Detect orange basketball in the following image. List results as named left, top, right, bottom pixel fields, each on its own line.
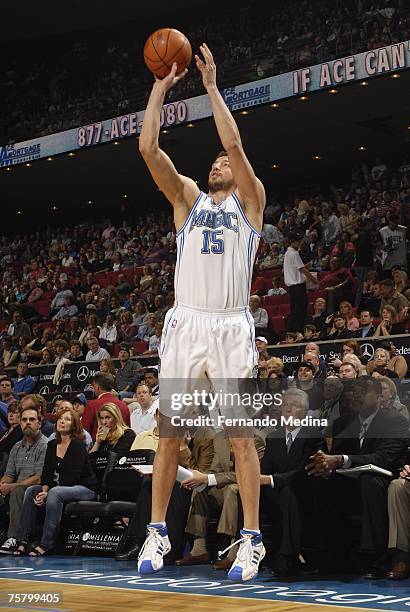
left=144, top=28, right=192, bottom=79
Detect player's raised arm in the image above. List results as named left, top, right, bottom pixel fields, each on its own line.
left=139, top=63, right=200, bottom=226
left=195, top=44, right=265, bottom=228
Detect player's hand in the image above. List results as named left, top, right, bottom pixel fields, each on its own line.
left=195, top=43, right=217, bottom=90
left=154, top=62, right=188, bottom=93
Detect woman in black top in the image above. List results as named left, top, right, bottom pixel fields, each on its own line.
left=90, top=402, right=135, bottom=456
left=15, top=407, right=97, bottom=556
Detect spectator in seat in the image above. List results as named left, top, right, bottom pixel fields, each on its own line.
left=260, top=389, right=323, bottom=576
left=0, top=404, right=48, bottom=554
left=378, top=377, right=408, bottom=422
left=355, top=310, right=376, bottom=338
left=99, top=358, right=117, bottom=380
left=175, top=430, right=265, bottom=569
left=249, top=295, right=268, bottom=335
left=302, top=324, right=317, bottom=341
left=52, top=295, right=78, bottom=321
left=256, top=337, right=269, bottom=362
left=38, top=348, right=55, bottom=366
left=338, top=362, right=358, bottom=380
left=116, top=345, right=143, bottom=399
left=144, top=368, right=159, bottom=396
left=374, top=305, right=405, bottom=337
left=0, top=336, right=19, bottom=369
left=68, top=341, right=83, bottom=362
left=0, top=379, right=17, bottom=406
left=117, top=310, right=137, bottom=343
left=82, top=372, right=130, bottom=440
left=259, top=243, right=284, bottom=270
left=266, top=276, right=287, bottom=297
left=386, top=466, right=410, bottom=580
left=15, top=407, right=97, bottom=556
left=143, top=322, right=163, bottom=356
left=361, top=281, right=382, bottom=321
left=306, top=297, right=327, bottom=332
left=90, top=403, right=135, bottom=456
left=294, top=361, right=323, bottom=416
left=307, top=377, right=409, bottom=577
left=392, top=269, right=408, bottom=296
left=132, top=300, right=148, bottom=330
left=99, top=314, right=118, bottom=347
left=137, top=313, right=156, bottom=341
left=53, top=339, right=69, bottom=364
left=85, top=337, right=110, bottom=362
left=379, top=280, right=409, bottom=319
left=11, top=363, right=35, bottom=399
left=366, top=342, right=407, bottom=380
left=7, top=312, right=31, bottom=341
left=129, top=383, right=158, bottom=433
left=339, top=301, right=360, bottom=333
left=0, top=402, right=22, bottom=476
left=321, top=312, right=352, bottom=341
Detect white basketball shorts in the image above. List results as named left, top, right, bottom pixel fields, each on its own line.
left=159, top=302, right=258, bottom=381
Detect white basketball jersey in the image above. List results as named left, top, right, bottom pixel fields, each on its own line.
left=174, top=191, right=261, bottom=310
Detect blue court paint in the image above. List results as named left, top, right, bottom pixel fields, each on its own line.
left=0, top=557, right=409, bottom=611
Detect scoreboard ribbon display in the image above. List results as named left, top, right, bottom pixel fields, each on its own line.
left=1, top=40, right=409, bottom=166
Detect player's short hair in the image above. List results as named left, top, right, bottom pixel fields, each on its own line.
left=215, top=150, right=228, bottom=160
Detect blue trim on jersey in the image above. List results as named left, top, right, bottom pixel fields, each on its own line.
left=176, top=191, right=203, bottom=237
left=247, top=232, right=253, bottom=295
left=232, top=192, right=262, bottom=237
left=245, top=308, right=258, bottom=368
left=160, top=305, right=178, bottom=359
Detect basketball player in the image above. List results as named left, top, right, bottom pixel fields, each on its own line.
left=137, top=44, right=266, bottom=581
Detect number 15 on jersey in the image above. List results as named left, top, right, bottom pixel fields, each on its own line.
left=201, top=230, right=224, bottom=254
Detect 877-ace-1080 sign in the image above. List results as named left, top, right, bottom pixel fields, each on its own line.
left=76, top=100, right=188, bottom=147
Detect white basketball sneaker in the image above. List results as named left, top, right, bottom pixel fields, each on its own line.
left=226, top=529, right=265, bottom=581
left=137, top=523, right=171, bottom=574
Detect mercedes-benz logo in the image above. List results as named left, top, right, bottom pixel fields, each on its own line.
left=77, top=366, right=89, bottom=382
left=361, top=343, right=375, bottom=360
left=39, top=386, right=50, bottom=395
left=62, top=384, right=72, bottom=393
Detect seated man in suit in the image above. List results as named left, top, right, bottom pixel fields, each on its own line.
left=175, top=429, right=265, bottom=570
left=306, top=376, right=409, bottom=576
left=386, top=464, right=410, bottom=580
left=260, top=388, right=323, bottom=576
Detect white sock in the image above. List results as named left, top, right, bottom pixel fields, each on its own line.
left=190, top=537, right=207, bottom=556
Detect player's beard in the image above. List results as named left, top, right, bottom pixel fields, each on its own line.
left=208, top=176, right=235, bottom=194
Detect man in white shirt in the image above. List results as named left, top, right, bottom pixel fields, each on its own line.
left=85, top=337, right=110, bottom=362
left=129, top=383, right=158, bottom=434
left=284, top=232, right=319, bottom=333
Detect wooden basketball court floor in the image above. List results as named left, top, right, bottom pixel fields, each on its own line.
left=0, top=557, right=408, bottom=612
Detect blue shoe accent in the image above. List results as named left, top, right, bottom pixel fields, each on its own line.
left=227, top=564, right=244, bottom=580
left=148, top=523, right=168, bottom=537
left=240, top=529, right=262, bottom=544
left=139, top=560, right=156, bottom=574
